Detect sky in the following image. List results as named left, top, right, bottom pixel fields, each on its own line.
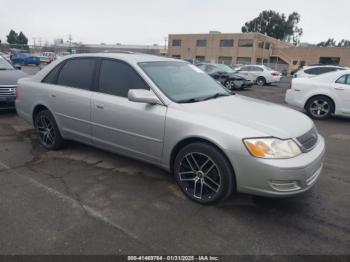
left=0, top=0, right=349, bottom=46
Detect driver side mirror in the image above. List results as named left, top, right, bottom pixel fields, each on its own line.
left=128, top=89, right=163, bottom=105
left=14, top=65, right=22, bottom=70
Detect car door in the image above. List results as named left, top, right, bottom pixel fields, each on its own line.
left=45, top=58, right=96, bottom=144
left=249, top=66, right=264, bottom=80
left=334, top=74, right=350, bottom=114
left=91, top=59, right=167, bottom=164
left=237, top=66, right=255, bottom=81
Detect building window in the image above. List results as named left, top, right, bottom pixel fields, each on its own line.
left=220, top=39, right=234, bottom=47
left=319, top=57, right=340, bottom=65
left=218, top=56, right=232, bottom=65
left=195, top=56, right=206, bottom=62
left=258, top=41, right=264, bottom=48
left=265, top=42, right=271, bottom=50
left=237, top=57, right=252, bottom=65
left=256, top=58, right=262, bottom=64
left=238, top=39, right=253, bottom=47
left=196, top=40, right=207, bottom=47
left=172, top=55, right=181, bottom=59
left=172, top=40, right=181, bottom=47
left=263, top=59, right=269, bottom=64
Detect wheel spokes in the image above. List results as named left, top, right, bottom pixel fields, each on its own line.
left=178, top=152, right=221, bottom=200
left=36, top=116, right=55, bottom=146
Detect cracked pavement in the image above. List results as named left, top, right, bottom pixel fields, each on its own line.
left=0, top=75, right=349, bottom=255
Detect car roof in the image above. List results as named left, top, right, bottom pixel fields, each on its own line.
left=59, top=53, right=180, bottom=64
left=30, top=53, right=187, bottom=82
left=303, top=65, right=345, bottom=69
left=310, top=69, right=350, bottom=81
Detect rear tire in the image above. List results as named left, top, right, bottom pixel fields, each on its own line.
left=34, top=110, right=65, bottom=150
left=256, top=77, right=266, bottom=86
left=174, top=142, right=235, bottom=204
left=306, top=96, right=333, bottom=120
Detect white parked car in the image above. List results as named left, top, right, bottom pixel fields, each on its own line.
left=286, top=70, right=350, bottom=119
left=294, top=65, right=346, bottom=78
left=39, top=52, right=56, bottom=64
left=235, top=65, right=282, bottom=86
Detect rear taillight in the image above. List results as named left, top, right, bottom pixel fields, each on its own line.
left=15, top=86, right=19, bottom=98
left=271, top=72, right=279, bottom=76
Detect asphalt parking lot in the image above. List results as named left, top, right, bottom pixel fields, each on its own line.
left=0, top=66, right=349, bottom=255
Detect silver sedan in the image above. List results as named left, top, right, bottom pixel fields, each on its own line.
left=16, top=53, right=325, bottom=204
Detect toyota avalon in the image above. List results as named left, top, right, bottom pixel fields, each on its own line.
left=16, top=53, right=325, bottom=204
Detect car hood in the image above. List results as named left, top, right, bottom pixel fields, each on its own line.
left=180, top=95, right=314, bottom=139
left=0, top=70, right=27, bottom=85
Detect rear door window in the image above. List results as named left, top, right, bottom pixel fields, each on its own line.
left=57, top=58, right=96, bottom=90
left=250, top=66, right=263, bottom=72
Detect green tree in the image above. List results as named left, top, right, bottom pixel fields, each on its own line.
left=6, top=30, right=18, bottom=44
left=337, top=39, right=350, bottom=47
left=241, top=10, right=303, bottom=45
left=17, top=32, right=28, bottom=45
left=317, top=38, right=337, bottom=47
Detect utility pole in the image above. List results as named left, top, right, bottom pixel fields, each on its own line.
left=32, top=37, right=36, bottom=51
left=68, top=34, right=72, bottom=47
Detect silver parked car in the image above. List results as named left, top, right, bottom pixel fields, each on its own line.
left=16, top=54, right=325, bottom=204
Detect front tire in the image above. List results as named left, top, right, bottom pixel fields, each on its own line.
left=174, top=142, right=235, bottom=204
left=34, top=110, right=65, bottom=150
left=306, top=96, right=333, bottom=120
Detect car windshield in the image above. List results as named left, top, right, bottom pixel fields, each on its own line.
left=0, top=56, right=14, bottom=70
left=139, top=61, right=230, bottom=103
left=216, top=64, right=235, bottom=73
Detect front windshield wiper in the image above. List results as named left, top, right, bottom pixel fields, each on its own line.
left=177, top=98, right=202, bottom=104
left=178, top=92, right=231, bottom=104
left=201, top=92, right=231, bottom=101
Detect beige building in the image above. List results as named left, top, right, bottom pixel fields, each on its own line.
left=168, top=32, right=350, bottom=72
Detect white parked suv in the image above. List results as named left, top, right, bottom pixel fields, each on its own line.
left=294, top=65, right=346, bottom=78
left=286, top=69, right=350, bottom=119
left=235, top=65, right=282, bottom=86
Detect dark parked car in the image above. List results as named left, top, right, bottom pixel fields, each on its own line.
left=0, top=55, right=27, bottom=108
left=197, top=63, right=253, bottom=90
left=11, top=53, right=41, bottom=66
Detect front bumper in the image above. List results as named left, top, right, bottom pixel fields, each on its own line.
left=285, top=89, right=305, bottom=109
left=0, top=96, right=16, bottom=104
left=228, top=135, right=326, bottom=197
left=243, top=81, right=254, bottom=88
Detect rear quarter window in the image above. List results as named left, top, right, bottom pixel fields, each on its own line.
left=42, top=64, right=62, bottom=84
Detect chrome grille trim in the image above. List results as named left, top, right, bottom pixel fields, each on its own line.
left=0, top=86, right=16, bottom=97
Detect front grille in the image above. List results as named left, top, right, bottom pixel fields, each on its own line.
left=296, top=127, right=318, bottom=152
left=0, top=86, right=16, bottom=97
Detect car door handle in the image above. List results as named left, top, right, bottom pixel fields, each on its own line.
left=51, top=94, right=56, bottom=98
left=95, top=104, right=104, bottom=109
left=334, top=87, right=345, bottom=90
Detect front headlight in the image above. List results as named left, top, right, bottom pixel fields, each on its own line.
left=243, top=138, right=302, bottom=159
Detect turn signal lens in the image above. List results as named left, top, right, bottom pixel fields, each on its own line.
left=244, top=141, right=271, bottom=158
left=244, top=138, right=302, bottom=159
